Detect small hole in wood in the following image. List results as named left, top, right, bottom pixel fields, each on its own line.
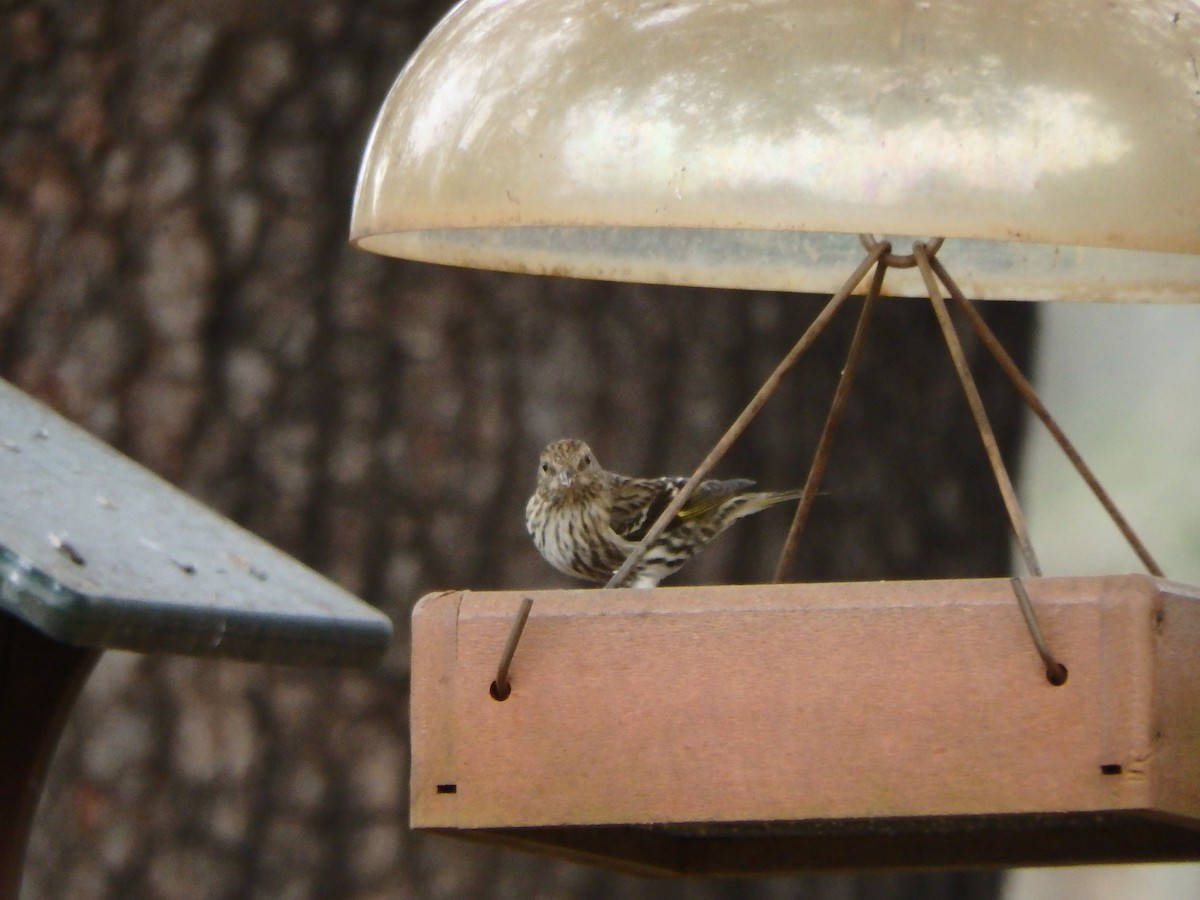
left=436, top=784, right=457, bottom=794
left=1100, top=764, right=1123, bottom=776
left=1154, top=608, right=1166, bottom=630
left=1046, top=663, right=1068, bottom=686
left=489, top=680, right=511, bottom=701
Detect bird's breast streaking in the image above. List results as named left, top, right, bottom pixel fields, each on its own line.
left=525, top=438, right=802, bottom=588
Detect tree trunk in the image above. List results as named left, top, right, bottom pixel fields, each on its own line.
left=4, top=2, right=1032, bottom=897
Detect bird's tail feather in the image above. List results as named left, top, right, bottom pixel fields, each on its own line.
left=734, top=489, right=805, bottom=517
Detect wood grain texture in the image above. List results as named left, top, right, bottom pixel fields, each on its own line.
left=411, top=575, right=1200, bottom=873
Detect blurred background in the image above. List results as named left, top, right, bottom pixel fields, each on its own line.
left=1007, top=302, right=1200, bottom=900
left=3, top=2, right=1194, bottom=898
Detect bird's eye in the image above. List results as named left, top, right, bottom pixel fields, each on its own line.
left=581, top=454, right=592, bottom=466
left=541, top=462, right=551, bottom=474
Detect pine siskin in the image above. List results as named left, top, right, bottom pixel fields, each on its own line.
left=525, top=438, right=803, bottom=588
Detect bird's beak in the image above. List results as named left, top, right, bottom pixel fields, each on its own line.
left=558, top=470, right=573, bottom=488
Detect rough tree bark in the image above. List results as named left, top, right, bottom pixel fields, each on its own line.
left=4, top=2, right=1032, bottom=898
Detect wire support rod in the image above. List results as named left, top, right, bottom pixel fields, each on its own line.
left=490, top=596, right=533, bottom=701
left=1010, top=577, right=1069, bottom=685
left=913, top=242, right=1042, bottom=578
left=773, top=260, right=887, bottom=582
left=604, top=241, right=890, bottom=589
left=926, top=255, right=1165, bottom=578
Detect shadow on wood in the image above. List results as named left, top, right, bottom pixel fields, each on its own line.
left=0, top=612, right=99, bottom=898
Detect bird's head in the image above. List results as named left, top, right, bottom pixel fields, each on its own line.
left=535, top=438, right=604, bottom=502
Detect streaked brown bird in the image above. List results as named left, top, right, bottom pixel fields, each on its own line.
left=525, top=438, right=803, bottom=588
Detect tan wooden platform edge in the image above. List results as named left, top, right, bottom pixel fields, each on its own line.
left=410, top=575, right=1200, bottom=875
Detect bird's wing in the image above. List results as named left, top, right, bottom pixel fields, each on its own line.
left=679, top=478, right=758, bottom=518
left=608, top=477, right=676, bottom=542
left=610, top=476, right=756, bottom=542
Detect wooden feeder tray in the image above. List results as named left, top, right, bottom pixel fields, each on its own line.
left=410, top=575, right=1200, bottom=875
